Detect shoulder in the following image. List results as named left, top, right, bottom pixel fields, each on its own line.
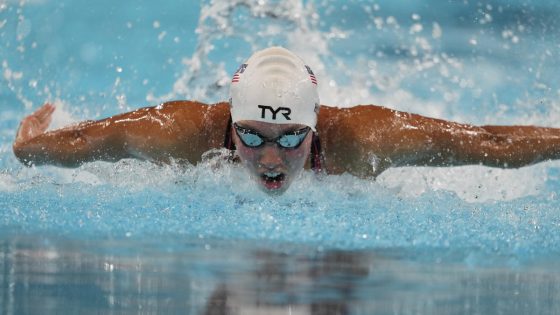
left=317, top=104, right=397, bottom=133
left=155, top=100, right=230, bottom=117
left=315, top=105, right=390, bottom=175
left=152, top=100, right=230, bottom=128
left=144, top=101, right=232, bottom=159
left=318, top=104, right=396, bottom=120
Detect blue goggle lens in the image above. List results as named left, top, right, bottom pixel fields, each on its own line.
left=234, top=124, right=310, bottom=149
left=240, top=133, right=265, bottom=147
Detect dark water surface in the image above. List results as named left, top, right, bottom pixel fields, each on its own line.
left=2, top=235, right=560, bottom=315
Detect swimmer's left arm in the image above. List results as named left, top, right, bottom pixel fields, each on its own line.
left=368, top=106, right=559, bottom=171
left=438, top=123, right=560, bottom=168
left=322, top=105, right=560, bottom=177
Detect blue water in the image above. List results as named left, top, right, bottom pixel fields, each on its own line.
left=1, top=0, right=560, bottom=314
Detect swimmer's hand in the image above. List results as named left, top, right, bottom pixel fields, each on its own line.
left=13, top=103, right=55, bottom=148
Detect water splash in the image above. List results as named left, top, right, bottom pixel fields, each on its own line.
left=147, top=0, right=325, bottom=104
left=0, top=154, right=559, bottom=256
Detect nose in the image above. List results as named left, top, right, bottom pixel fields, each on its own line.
left=258, top=143, right=283, bottom=169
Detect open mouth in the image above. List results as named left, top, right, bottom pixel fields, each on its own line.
left=260, top=172, right=286, bottom=190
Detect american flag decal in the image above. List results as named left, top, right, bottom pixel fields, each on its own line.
left=305, top=65, right=317, bottom=85
left=232, top=63, right=248, bottom=83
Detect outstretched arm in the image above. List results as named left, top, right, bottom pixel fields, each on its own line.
left=13, top=101, right=230, bottom=167
left=319, top=105, right=560, bottom=177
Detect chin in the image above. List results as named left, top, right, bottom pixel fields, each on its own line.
left=260, top=185, right=289, bottom=196
left=255, top=176, right=292, bottom=196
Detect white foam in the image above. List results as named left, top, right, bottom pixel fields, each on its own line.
left=378, top=163, right=555, bottom=202
left=47, top=99, right=78, bottom=130
left=0, top=173, right=17, bottom=192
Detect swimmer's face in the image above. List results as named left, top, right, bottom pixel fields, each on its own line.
left=233, top=120, right=313, bottom=195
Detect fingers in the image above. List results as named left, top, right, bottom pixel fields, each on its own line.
left=32, top=103, right=55, bottom=127
left=15, top=103, right=56, bottom=145
left=34, top=103, right=56, bottom=120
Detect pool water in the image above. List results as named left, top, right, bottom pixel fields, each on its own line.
left=1, top=0, right=560, bottom=314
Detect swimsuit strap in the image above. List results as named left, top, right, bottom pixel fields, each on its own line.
left=223, top=116, right=324, bottom=174
left=223, top=116, right=236, bottom=151
left=310, top=132, right=324, bottom=173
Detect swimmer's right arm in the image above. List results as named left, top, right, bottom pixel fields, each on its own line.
left=13, top=103, right=127, bottom=167
left=12, top=101, right=230, bottom=167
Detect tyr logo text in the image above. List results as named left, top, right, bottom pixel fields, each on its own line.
left=257, top=105, right=292, bottom=120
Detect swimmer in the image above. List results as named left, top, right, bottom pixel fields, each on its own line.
left=12, top=47, right=560, bottom=194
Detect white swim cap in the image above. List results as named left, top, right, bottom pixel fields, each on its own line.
left=229, top=47, right=319, bottom=131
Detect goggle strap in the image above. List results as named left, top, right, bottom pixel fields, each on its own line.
left=224, top=117, right=237, bottom=163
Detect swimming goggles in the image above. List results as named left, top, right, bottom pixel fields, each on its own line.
left=233, top=123, right=310, bottom=149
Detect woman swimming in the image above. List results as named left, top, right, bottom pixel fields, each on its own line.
left=12, top=47, right=560, bottom=194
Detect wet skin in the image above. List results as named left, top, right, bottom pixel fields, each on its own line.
left=232, top=120, right=312, bottom=194
left=12, top=101, right=560, bottom=195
